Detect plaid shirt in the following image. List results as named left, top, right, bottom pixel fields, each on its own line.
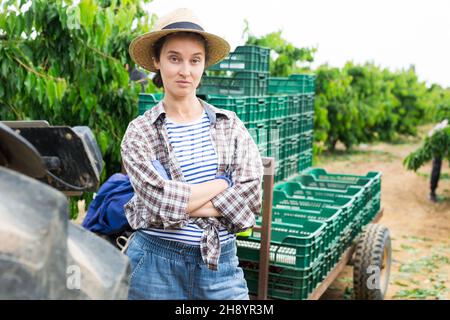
left=120, top=98, right=264, bottom=270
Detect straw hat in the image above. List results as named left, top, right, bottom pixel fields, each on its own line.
left=129, top=8, right=230, bottom=72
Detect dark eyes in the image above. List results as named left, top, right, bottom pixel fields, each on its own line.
left=168, top=56, right=201, bottom=63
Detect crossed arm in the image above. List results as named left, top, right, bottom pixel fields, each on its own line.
left=187, top=180, right=227, bottom=218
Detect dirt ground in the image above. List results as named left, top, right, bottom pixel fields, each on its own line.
left=318, top=124, right=450, bottom=300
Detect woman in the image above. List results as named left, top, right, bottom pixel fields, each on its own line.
left=121, top=8, right=264, bottom=300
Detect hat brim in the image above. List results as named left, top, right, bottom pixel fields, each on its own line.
left=129, top=29, right=230, bottom=72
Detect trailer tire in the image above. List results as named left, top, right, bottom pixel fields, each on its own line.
left=353, top=223, right=391, bottom=300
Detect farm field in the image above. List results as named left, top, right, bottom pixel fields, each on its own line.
left=319, top=124, right=450, bottom=300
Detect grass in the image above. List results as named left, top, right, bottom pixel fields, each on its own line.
left=393, top=287, right=448, bottom=300
left=392, top=235, right=449, bottom=300
left=398, top=253, right=449, bottom=273
left=416, top=172, right=450, bottom=180
left=399, top=244, right=420, bottom=254
left=393, top=249, right=449, bottom=299
left=343, top=286, right=354, bottom=300
left=401, top=235, right=433, bottom=242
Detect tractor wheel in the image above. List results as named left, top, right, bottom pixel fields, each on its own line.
left=353, top=223, right=391, bottom=300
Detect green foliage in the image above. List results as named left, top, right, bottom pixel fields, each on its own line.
left=425, top=84, right=450, bottom=123
left=314, top=64, right=359, bottom=150
left=244, top=26, right=450, bottom=153
left=243, top=21, right=317, bottom=77
left=0, top=0, right=156, bottom=218
left=403, top=126, right=450, bottom=171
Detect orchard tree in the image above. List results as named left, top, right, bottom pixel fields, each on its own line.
left=0, top=0, right=156, bottom=217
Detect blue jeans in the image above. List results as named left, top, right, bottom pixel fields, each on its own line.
left=125, top=230, right=249, bottom=300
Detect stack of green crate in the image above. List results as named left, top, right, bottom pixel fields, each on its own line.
left=267, top=76, right=316, bottom=181
left=236, top=168, right=381, bottom=300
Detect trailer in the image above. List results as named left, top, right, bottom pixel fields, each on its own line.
left=247, top=157, right=391, bottom=300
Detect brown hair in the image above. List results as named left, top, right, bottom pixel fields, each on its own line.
left=151, top=32, right=208, bottom=88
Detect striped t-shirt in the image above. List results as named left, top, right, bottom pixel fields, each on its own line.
left=143, top=108, right=235, bottom=245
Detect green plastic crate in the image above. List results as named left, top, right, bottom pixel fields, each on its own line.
left=293, top=171, right=376, bottom=202
left=280, top=177, right=375, bottom=233
left=286, top=94, right=301, bottom=116
left=299, top=130, right=313, bottom=153
left=292, top=118, right=300, bottom=137
left=275, top=159, right=284, bottom=183
left=238, top=254, right=326, bottom=300
left=274, top=181, right=361, bottom=223
left=138, top=93, right=164, bottom=115
left=247, top=122, right=268, bottom=145
left=268, top=119, right=285, bottom=144
left=304, top=94, right=315, bottom=113
left=208, top=45, right=270, bottom=72
left=280, top=178, right=366, bottom=215
left=292, top=169, right=382, bottom=232
left=286, top=118, right=301, bottom=138
left=202, top=94, right=247, bottom=122
left=298, top=150, right=313, bottom=172
left=300, top=168, right=381, bottom=202
left=278, top=137, right=290, bottom=158
left=197, top=71, right=269, bottom=96
left=237, top=238, right=320, bottom=271
left=282, top=156, right=298, bottom=181
left=245, top=96, right=268, bottom=123
left=267, top=141, right=282, bottom=162
left=290, top=136, right=300, bottom=156
left=237, top=219, right=325, bottom=270
left=268, top=74, right=316, bottom=94
left=300, top=111, right=314, bottom=132
left=289, top=74, right=316, bottom=92
left=267, top=95, right=288, bottom=120
left=271, top=193, right=345, bottom=245
left=257, top=142, right=268, bottom=157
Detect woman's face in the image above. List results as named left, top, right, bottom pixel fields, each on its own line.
left=154, top=34, right=206, bottom=97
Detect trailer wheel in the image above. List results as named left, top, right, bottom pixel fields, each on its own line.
left=353, top=223, right=391, bottom=300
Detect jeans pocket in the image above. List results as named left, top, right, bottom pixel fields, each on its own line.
left=126, top=243, right=147, bottom=281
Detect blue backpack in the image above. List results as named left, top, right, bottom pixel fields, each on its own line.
left=82, top=173, right=133, bottom=236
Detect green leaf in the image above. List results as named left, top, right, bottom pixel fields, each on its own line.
left=24, top=9, right=33, bottom=35
left=79, top=0, right=97, bottom=29
left=36, top=78, right=45, bottom=105
left=84, top=94, right=96, bottom=113
left=20, top=43, right=33, bottom=62
left=1, top=60, right=8, bottom=77
left=99, top=60, right=108, bottom=81
left=6, top=14, right=15, bottom=36
left=46, top=79, right=57, bottom=107
left=0, top=12, right=7, bottom=30
left=79, top=85, right=88, bottom=102
left=24, top=72, right=35, bottom=94
left=97, top=130, right=109, bottom=155
left=55, top=79, right=67, bottom=101
left=14, top=13, right=24, bottom=36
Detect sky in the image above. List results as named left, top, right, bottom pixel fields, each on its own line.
left=144, top=0, right=450, bottom=88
